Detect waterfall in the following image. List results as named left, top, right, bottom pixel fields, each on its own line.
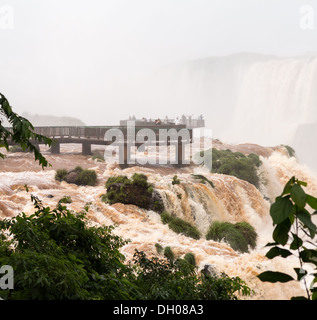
left=144, top=53, right=317, bottom=171
left=157, top=172, right=269, bottom=237
left=232, top=56, right=317, bottom=146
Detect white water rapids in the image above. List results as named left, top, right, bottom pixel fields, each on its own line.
left=1, top=142, right=317, bottom=300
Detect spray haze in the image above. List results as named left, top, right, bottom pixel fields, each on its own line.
left=1, top=0, right=317, bottom=300
left=0, top=1, right=316, bottom=141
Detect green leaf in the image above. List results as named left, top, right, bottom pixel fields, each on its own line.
left=282, top=176, right=295, bottom=196
left=296, top=210, right=317, bottom=238
left=297, top=180, right=307, bottom=187
left=0, top=92, right=52, bottom=168
left=291, top=296, right=308, bottom=300
left=257, top=271, right=294, bottom=283
left=265, top=242, right=279, bottom=247
left=266, top=246, right=292, bottom=259
left=270, top=196, right=294, bottom=225
left=290, top=233, right=303, bottom=250
left=300, top=249, right=317, bottom=265
left=306, top=194, right=317, bottom=210
left=294, top=268, right=307, bottom=281
left=290, top=184, right=306, bottom=209
left=273, top=218, right=291, bottom=245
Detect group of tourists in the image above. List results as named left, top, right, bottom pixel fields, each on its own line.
left=128, top=114, right=204, bottom=125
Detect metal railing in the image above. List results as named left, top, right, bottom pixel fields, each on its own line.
left=31, top=126, right=192, bottom=141
left=5, top=125, right=193, bottom=143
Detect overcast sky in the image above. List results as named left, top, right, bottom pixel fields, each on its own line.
left=0, top=0, right=316, bottom=125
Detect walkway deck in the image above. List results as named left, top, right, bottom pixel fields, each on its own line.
left=8, top=125, right=193, bottom=167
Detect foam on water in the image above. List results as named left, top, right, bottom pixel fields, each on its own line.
left=0, top=146, right=315, bottom=299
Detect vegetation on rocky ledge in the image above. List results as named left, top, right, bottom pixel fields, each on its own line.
left=281, top=144, right=296, bottom=158
left=160, top=212, right=201, bottom=240
left=102, top=173, right=164, bottom=213
left=206, top=221, right=257, bottom=253
left=198, top=148, right=262, bottom=188
left=191, top=174, right=215, bottom=188
left=55, top=166, right=97, bottom=186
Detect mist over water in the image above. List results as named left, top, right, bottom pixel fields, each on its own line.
left=130, top=53, right=317, bottom=172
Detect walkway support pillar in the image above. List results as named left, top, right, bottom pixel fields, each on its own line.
left=82, top=141, right=92, bottom=155
left=119, top=141, right=129, bottom=168
left=51, top=140, right=60, bottom=154
left=176, top=136, right=183, bottom=167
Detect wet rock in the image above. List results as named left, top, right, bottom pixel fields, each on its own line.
left=65, top=171, right=78, bottom=184
left=150, top=190, right=165, bottom=213
left=201, top=264, right=220, bottom=277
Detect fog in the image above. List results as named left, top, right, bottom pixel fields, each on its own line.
left=0, top=0, right=316, bottom=148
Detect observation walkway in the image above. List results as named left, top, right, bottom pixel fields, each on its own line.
left=8, top=125, right=194, bottom=167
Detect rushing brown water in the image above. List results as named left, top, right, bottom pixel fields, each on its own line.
left=1, top=141, right=316, bottom=299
